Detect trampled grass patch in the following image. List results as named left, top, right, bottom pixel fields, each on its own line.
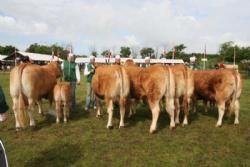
left=0, top=72, right=250, bottom=167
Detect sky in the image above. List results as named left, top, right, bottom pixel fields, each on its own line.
left=0, top=0, right=250, bottom=56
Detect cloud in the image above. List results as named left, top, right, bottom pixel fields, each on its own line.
left=0, top=0, right=250, bottom=54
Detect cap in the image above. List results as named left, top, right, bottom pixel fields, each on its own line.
left=52, top=56, right=59, bottom=62
left=145, top=57, right=150, bottom=60
left=68, top=53, right=74, bottom=57
left=115, top=55, right=120, bottom=59
left=90, top=55, right=95, bottom=60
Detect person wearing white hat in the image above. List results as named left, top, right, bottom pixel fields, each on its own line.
left=84, top=55, right=96, bottom=111
left=115, top=55, right=121, bottom=65
left=140, top=56, right=150, bottom=68
left=61, top=52, right=81, bottom=111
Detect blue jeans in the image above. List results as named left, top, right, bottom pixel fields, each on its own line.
left=70, top=82, right=76, bottom=110
left=85, top=82, right=96, bottom=109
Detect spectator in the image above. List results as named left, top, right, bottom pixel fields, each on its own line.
left=84, top=56, right=96, bottom=111
left=61, top=52, right=81, bottom=111
left=140, top=57, right=150, bottom=68
left=0, top=85, right=9, bottom=122
left=114, top=55, right=121, bottom=65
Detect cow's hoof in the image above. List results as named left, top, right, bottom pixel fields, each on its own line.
left=96, top=114, right=102, bottom=118
left=107, top=125, right=113, bottom=129
left=234, top=120, right=239, bottom=125
left=169, top=126, right=175, bottom=130
left=16, top=128, right=21, bottom=132
left=182, top=123, right=188, bottom=127
left=150, top=129, right=157, bottom=134
left=119, top=125, right=125, bottom=129
left=216, top=124, right=222, bottom=127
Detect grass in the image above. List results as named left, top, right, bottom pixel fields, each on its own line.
left=0, top=72, right=250, bottom=167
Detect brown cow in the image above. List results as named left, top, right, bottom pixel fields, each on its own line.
left=171, top=64, right=194, bottom=126
left=193, top=69, right=242, bottom=126
left=124, top=62, right=175, bottom=133
left=92, top=65, right=130, bottom=128
left=53, top=81, right=72, bottom=123
left=10, top=62, right=61, bottom=129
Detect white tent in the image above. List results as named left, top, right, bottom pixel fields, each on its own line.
left=75, top=57, right=184, bottom=64
left=0, top=55, right=7, bottom=61
left=18, top=51, right=63, bottom=62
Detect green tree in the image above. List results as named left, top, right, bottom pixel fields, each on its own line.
left=101, top=50, right=110, bottom=57
left=26, top=43, right=67, bottom=59
left=218, top=41, right=250, bottom=62
left=120, top=47, right=131, bottom=58
left=0, top=45, right=18, bottom=55
left=165, top=44, right=187, bottom=60
left=91, top=51, right=98, bottom=57
left=140, top=47, right=154, bottom=58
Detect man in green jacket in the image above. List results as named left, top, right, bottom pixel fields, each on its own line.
left=0, top=86, right=9, bottom=122
left=62, top=53, right=81, bottom=110
left=84, top=56, right=95, bottom=111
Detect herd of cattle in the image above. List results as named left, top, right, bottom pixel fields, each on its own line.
left=9, top=60, right=242, bottom=133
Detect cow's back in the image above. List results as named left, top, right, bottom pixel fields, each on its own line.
left=92, top=65, right=129, bottom=100
left=21, top=64, right=58, bottom=99
left=54, top=81, right=71, bottom=102
left=171, top=64, right=194, bottom=97
left=194, top=69, right=237, bottom=102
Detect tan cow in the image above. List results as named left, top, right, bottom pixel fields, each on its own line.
left=171, top=64, right=194, bottom=126
left=193, top=69, right=242, bottom=127
left=10, top=62, right=61, bottom=129
left=53, top=81, right=72, bottom=123
left=92, top=65, right=130, bottom=129
left=124, top=62, right=175, bottom=133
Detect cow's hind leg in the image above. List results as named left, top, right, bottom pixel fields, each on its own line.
left=27, top=99, right=36, bottom=127
left=55, top=101, right=61, bottom=123
left=148, top=99, right=160, bottom=133
left=12, top=97, right=21, bottom=129
left=216, top=101, right=225, bottom=127
left=37, top=101, right=43, bottom=115
left=234, top=100, right=240, bottom=125
left=119, top=97, right=126, bottom=128
left=174, top=98, right=180, bottom=124
left=95, top=97, right=102, bottom=118
left=231, top=100, right=240, bottom=125
left=106, top=99, right=114, bottom=129
left=64, top=101, right=70, bottom=123
left=183, top=96, right=190, bottom=126
left=166, top=97, right=175, bottom=129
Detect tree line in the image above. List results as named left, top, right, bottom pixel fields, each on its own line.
left=0, top=42, right=249, bottom=63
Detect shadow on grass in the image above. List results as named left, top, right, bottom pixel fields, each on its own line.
left=34, top=103, right=90, bottom=131
left=24, top=143, right=81, bottom=167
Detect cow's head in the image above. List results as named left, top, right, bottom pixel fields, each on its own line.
left=50, top=61, right=62, bottom=78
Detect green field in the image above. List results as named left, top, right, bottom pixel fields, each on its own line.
left=0, top=72, right=250, bottom=167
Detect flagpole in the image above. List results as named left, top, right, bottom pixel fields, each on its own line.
left=14, top=48, right=17, bottom=66
left=203, top=44, right=206, bottom=69
left=234, top=47, right=236, bottom=66
left=172, top=47, right=175, bottom=59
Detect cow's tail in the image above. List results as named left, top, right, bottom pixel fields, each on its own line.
left=119, top=66, right=130, bottom=98
left=18, top=64, right=28, bottom=128
left=166, top=66, right=175, bottom=102
left=229, top=70, right=242, bottom=115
